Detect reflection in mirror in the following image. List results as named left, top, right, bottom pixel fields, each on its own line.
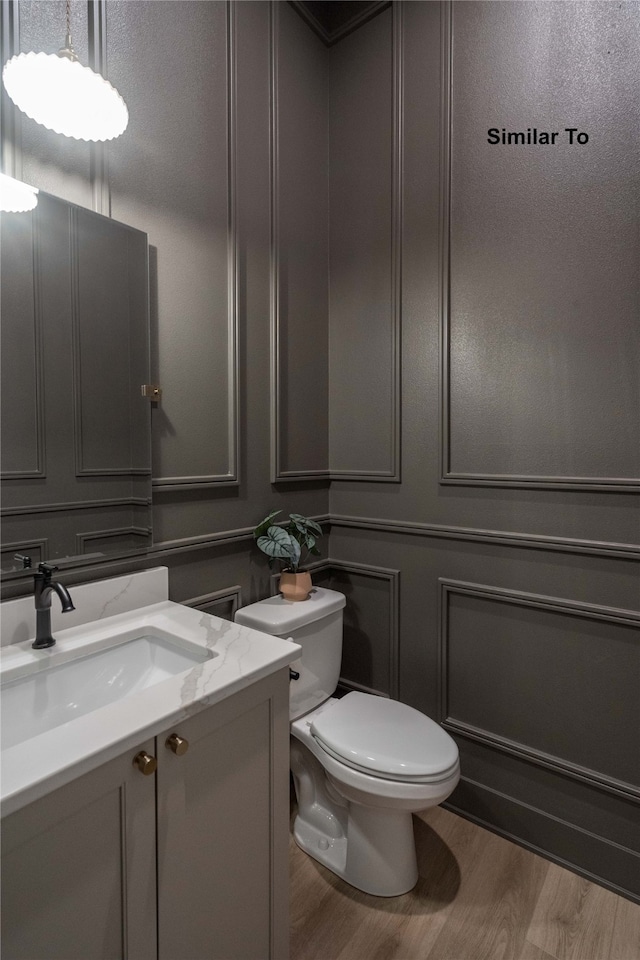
left=1, top=191, right=152, bottom=575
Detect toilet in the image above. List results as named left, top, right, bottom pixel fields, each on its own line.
left=234, top=586, right=460, bottom=897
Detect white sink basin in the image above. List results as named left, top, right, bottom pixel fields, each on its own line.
left=1, top=632, right=215, bottom=750
left=1, top=580, right=300, bottom=817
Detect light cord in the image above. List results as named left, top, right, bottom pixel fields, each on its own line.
left=60, top=0, right=77, bottom=61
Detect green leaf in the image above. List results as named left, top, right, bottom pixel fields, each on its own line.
left=287, top=538, right=301, bottom=571
left=287, top=514, right=307, bottom=536
left=254, top=509, right=281, bottom=540
left=289, top=514, right=323, bottom=538
left=257, top=525, right=293, bottom=560
left=257, top=526, right=301, bottom=571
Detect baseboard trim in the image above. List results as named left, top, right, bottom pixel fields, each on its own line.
left=442, top=776, right=640, bottom=904
left=336, top=677, right=390, bottom=699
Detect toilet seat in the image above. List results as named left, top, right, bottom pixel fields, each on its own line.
left=310, top=692, right=459, bottom=783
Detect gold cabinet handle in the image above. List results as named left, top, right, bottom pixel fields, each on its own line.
left=165, top=733, right=189, bottom=756
left=133, top=751, right=157, bottom=776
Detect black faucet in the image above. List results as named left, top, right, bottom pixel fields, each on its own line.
left=32, top=563, right=75, bottom=650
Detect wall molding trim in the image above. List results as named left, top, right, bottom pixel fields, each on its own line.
left=269, top=0, right=283, bottom=482
left=289, top=0, right=391, bottom=47
left=438, top=1, right=639, bottom=493
left=1, top=497, right=150, bottom=517
left=71, top=207, right=85, bottom=478
left=337, top=677, right=390, bottom=699
left=154, top=526, right=255, bottom=554
left=87, top=0, right=110, bottom=216
left=439, top=578, right=640, bottom=627
left=1, top=538, right=48, bottom=566
left=273, top=471, right=332, bottom=483
left=152, top=1, right=239, bottom=491
left=441, top=474, right=640, bottom=493
left=329, top=514, right=640, bottom=559
left=328, top=0, right=402, bottom=483
left=270, top=556, right=399, bottom=697
left=182, top=584, right=242, bottom=620
left=153, top=514, right=331, bottom=558
left=437, top=0, right=452, bottom=491
left=439, top=578, right=640, bottom=802
left=3, top=509, right=634, bottom=586
left=3, top=508, right=628, bottom=554
left=0, top=205, right=46, bottom=481
left=446, top=718, right=640, bottom=804
left=76, top=526, right=150, bottom=553
left=331, top=558, right=400, bottom=698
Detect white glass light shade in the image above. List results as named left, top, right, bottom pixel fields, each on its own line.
left=0, top=173, right=39, bottom=213
left=3, top=52, right=128, bottom=142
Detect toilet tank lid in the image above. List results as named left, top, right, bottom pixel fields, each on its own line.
left=234, top=586, right=345, bottom=636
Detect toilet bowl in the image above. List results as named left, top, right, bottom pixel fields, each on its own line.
left=291, top=693, right=460, bottom=896
left=235, top=587, right=460, bottom=897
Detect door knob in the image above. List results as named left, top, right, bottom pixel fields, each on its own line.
left=166, top=733, right=189, bottom=756
left=133, top=751, right=157, bottom=775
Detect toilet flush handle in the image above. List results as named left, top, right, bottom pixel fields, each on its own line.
left=287, top=637, right=300, bottom=680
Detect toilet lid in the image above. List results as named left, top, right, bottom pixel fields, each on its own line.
left=310, top=692, right=459, bottom=782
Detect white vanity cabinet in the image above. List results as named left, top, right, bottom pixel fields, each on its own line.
left=1, top=669, right=290, bottom=960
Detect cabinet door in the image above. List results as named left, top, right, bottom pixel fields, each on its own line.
left=157, top=670, right=290, bottom=960
left=1, top=739, right=157, bottom=960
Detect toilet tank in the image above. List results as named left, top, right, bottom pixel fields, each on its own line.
left=234, top=587, right=346, bottom=720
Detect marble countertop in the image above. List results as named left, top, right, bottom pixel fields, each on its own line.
left=1, top=599, right=300, bottom=817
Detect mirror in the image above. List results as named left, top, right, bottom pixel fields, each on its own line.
left=1, top=190, right=152, bottom=575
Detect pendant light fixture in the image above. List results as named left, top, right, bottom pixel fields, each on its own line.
left=2, top=0, right=128, bottom=142
left=0, top=173, right=39, bottom=213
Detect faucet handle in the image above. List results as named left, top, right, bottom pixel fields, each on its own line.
left=13, top=554, right=32, bottom=569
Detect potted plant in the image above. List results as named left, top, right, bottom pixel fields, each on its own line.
left=253, top=510, right=323, bottom=601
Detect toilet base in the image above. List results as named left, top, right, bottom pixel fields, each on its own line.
left=293, top=804, right=418, bottom=897
left=291, top=737, right=419, bottom=897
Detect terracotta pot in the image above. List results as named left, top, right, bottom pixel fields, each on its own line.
left=279, top=571, right=312, bottom=602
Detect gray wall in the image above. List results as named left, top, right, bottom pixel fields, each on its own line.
left=327, top=1, right=640, bottom=901
left=2, top=0, right=639, bottom=902
left=1, top=0, right=330, bottom=605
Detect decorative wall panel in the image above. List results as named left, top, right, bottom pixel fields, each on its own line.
left=439, top=579, right=640, bottom=800
left=183, top=586, right=242, bottom=623
left=324, top=561, right=399, bottom=698
left=75, top=527, right=150, bottom=555
left=270, top=1, right=329, bottom=481
left=0, top=539, right=47, bottom=571
left=440, top=1, right=640, bottom=490
left=328, top=4, right=401, bottom=481
left=107, top=0, right=239, bottom=489
left=0, top=208, right=44, bottom=479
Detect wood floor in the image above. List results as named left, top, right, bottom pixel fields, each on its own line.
left=289, top=805, right=640, bottom=960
